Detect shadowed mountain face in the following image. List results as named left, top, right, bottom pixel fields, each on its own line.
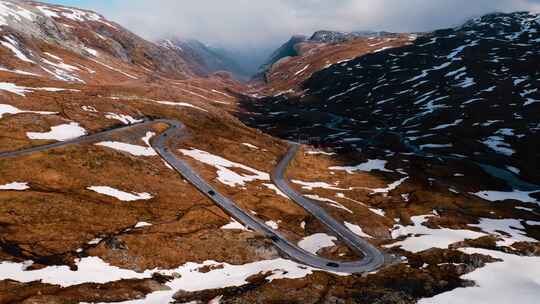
left=241, top=12, right=540, bottom=185
left=255, top=35, right=308, bottom=79
left=159, top=38, right=253, bottom=80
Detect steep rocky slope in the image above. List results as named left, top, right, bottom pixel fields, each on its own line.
left=256, top=35, right=307, bottom=77
left=254, top=30, right=415, bottom=94
left=0, top=0, right=213, bottom=81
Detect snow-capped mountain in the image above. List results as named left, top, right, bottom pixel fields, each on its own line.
left=243, top=12, right=540, bottom=185
left=0, top=0, right=206, bottom=82
left=257, top=30, right=403, bottom=80
left=253, top=31, right=413, bottom=94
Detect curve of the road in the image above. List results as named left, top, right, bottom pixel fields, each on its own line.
left=0, top=118, right=386, bottom=273
left=271, top=142, right=386, bottom=270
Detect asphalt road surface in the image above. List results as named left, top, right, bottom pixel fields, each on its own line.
left=0, top=118, right=386, bottom=273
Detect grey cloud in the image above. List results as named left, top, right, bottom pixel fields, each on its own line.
left=83, top=0, right=540, bottom=49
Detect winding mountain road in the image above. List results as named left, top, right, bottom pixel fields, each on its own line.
left=0, top=119, right=386, bottom=273
left=271, top=142, right=386, bottom=270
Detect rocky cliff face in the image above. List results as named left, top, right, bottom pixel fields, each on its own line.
left=309, top=30, right=393, bottom=43
left=255, top=35, right=308, bottom=78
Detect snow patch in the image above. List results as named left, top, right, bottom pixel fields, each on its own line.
left=418, top=248, right=540, bottom=304
left=367, top=177, right=409, bottom=195
left=265, top=220, right=280, bottom=229
left=89, top=58, right=137, bottom=79
left=79, top=258, right=329, bottom=303
left=470, top=218, right=537, bottom=246
left=0, top=256, right=148, bottom=287
left=221, top=218, right=249, bottom=231
left=481, top=136, right=515, bottom=156
left=294, top=64, right=310, bottom=76
left=0, top=66, right=40, bottom=76
left=298, top=233, right=337, bottom=254
left=419, top=143, right=453, bottom=149
left=242, top=143, right=259, bottom=149
left=26, top=122, right=87, bottom=141
left=388, top=215, right=485, bottom=252
left=305, top=194, right=353, bottom=213
left=105, top=113, right=143, bottom=125
left=0, top=182, right=29, bottom=191
left=262, top=183, right=289, bottom=198
left=87, top=186, right=152, bottom=202
left=152, top=100, right=207, bottom=112
left=134, top=222, right=152, bottom=228
left=0, top=82, right=77, bottom=96
left=179, top=148, right=269, bottom=187
left=306, top=150, right=336, bottom=156
left=292, top=180, right=348, bottom=191
left=96, top=132, right=156, bottom=157
left=0, top=103, right=56, bottom=118
left=0, top=36, right=34, bottom=63
left=344, top=222, right=373, bottom=238
left=330, top=159, right=393, bottom=173
left=472, top=190, right=538, bottom=204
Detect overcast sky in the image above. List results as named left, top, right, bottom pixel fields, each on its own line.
left=44, top=0, right=540, bottom=49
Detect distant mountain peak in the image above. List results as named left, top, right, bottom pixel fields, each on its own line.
left=158, top=38, right=250, bottom=80
left=255, top=29, right=407, bottom=84
left=309, top=30, right=391, bottom=43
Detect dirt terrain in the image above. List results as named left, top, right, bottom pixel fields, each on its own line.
left=0, top=1, right=539, bottom=303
